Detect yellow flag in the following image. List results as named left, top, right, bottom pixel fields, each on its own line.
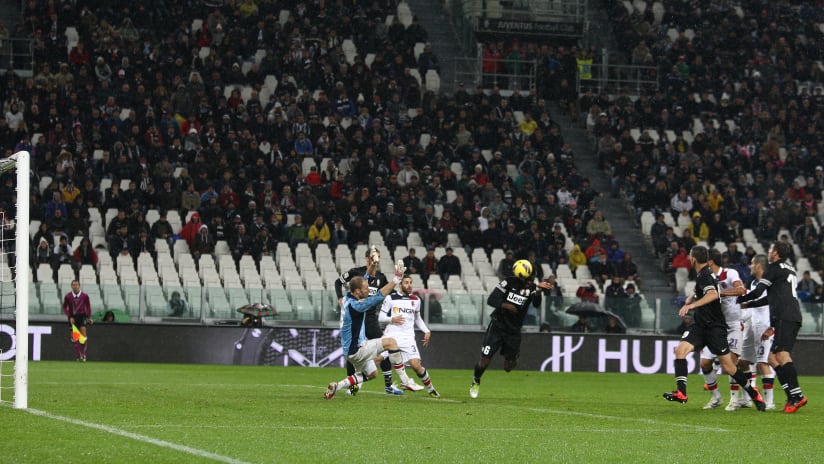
left=71, top=324, right=87, bottom=344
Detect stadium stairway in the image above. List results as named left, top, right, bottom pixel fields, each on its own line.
left=406, top=0, right=474, bottom=94
left=548, top=103, right=673, bottom=298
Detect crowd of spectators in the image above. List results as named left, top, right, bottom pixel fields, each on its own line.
left=1, top=0, right=626, bottom=293
left=587, top=1, right=824, bottom=282
left=14, top=0, right=824, bottom=315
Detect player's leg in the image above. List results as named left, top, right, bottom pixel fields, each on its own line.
left=758, top=362, right=776, bottom=409
left=725, top=353, right=742, bottom=410
left=326, top=358, right=378, bottom=400
left=699, top=353, right=722, bottom=409
left=774, top=321, right=806, bottom=412
left=397, top=341, right=425, bottom=391
left=725, top=323, right=744, bottom=410
left=736, top=358, right=754, bottom=408
left=408, top=358, right=439, bottom=397
left=501, top=332, right=522, bottom=372
left=755, top=330, right=776, bottom=409
left=664, top=327, right=700, bottom=403
left=380, top=337, right=413, bottom=388
left=471, top=323, right=502, bottom=398
left=770, top=320, right=807, bottom=412
left=718, top=352, right=765, bottom=411
left=364, top=310, right=397, bottom=391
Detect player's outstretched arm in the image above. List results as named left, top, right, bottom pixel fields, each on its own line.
left=378, top=260, right=407, bottom=296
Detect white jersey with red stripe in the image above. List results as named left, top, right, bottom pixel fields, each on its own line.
left=714, top=267, right=743, bottom=323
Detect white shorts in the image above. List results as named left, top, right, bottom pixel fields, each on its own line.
left=740, top=315, right=773, bottom=364
left=346, top=338, right=385, bottom=376
left=380, top=336, right=421, bottom=364
left=701, top=319, right=743, bottom=359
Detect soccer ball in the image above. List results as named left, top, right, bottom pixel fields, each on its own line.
left=512, top=259, right=533, bottom=279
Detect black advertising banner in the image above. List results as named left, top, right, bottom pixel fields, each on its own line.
left=2, top=323, right=823, bottom=375
left=478, top=18, right=584, bottom=36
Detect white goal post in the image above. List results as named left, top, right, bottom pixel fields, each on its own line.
left=0, top=151, right=31, bottom=409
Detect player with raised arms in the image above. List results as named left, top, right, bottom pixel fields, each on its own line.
left=335, top=245, right=407, bottom=395
left=324, top=260, right=414, bottom=399
left=470, top=259, right=553, bottom=398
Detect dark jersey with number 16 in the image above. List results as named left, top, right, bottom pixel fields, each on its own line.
left=487, top=277, right=542, bottom=333
left=692, top=266, right=725, bottom=328
left=738, top=260, right=802, bottom=323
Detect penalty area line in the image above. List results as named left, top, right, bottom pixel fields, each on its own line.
left=26, top=408, right=251, bottom=464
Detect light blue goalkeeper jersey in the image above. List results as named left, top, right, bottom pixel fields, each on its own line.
left=340, top=292, right=387, bottom=356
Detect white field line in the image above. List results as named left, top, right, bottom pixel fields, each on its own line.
left=24, top=408, right=252, bottom=464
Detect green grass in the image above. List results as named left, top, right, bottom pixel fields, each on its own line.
left=1, top=362, right=822, bottom=463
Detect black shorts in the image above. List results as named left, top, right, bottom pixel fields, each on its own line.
left=681, top=322, right=730, bottom=356
left=479, top=320, right=522, bottom=361
left=72, top=313, right=90, bottom=328
left=771, top=320, right=801, bottom=353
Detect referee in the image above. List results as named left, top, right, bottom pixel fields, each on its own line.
left=738, top=241, right=808, bottom=413
left=663, top=246, right=765, bottom=410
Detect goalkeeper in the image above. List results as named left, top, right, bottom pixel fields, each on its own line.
left=325, top=260, right=414, bottom=399
left=334, top=246, right=405, bottom=395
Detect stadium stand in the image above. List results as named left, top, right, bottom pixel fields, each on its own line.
left=3, top=0, right=822, bottom=333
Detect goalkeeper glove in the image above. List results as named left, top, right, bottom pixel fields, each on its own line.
left=393, top=259, right=407, bottom=284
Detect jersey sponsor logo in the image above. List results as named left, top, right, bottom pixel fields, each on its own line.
left=391, top=306, right=416, bottom=314
left=506, top=292, right=528, bottom=306
left=368, top=286, right=379, bottom=296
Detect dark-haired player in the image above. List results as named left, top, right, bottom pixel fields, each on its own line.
left=663, top=246, right=765, bottom=411
left=700, top=248, right=746, bottom=410
left=470, top=260, right=553, bottom=398
left=738, top=242, right=807, bottom=413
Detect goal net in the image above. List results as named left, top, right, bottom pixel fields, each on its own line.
left=0, top=151, right=30, bottom=409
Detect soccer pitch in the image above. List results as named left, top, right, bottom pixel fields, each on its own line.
left=1, top=363, right=821, bottom=463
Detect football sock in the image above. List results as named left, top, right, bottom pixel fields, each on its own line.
left=473, top=364, right=486, bottom=384
left=379, top=358, right=393, bottom=387
left=783, top=362, right=804, bottom=400
left=703, top=369, right=720, bottom=399
left=417, top=368, right=433, bottom=389
left=339, top=373, right=365, bottom=389
left=731, top=369, right=759, bottom=400
left=81, top=339, right=88, bottom=357
left=346, top=360, right=356, bottom=376
left=706, top=381, right=721, bottom=400
left=773, top=364, right=791, bottom=401
left=72, top=341, right=81, bottom=358
left=388, top=350, right=411, bottom=384
left=675, top=359, right=688, bottom=395
left=748, top=371, right=756, bottom=389
left=728, top=376, right=739, bottom=403
left=762, top=375, right=775, bottom=404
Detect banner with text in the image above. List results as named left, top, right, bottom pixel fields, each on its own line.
left=1, top=323, right=822, bottom=375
